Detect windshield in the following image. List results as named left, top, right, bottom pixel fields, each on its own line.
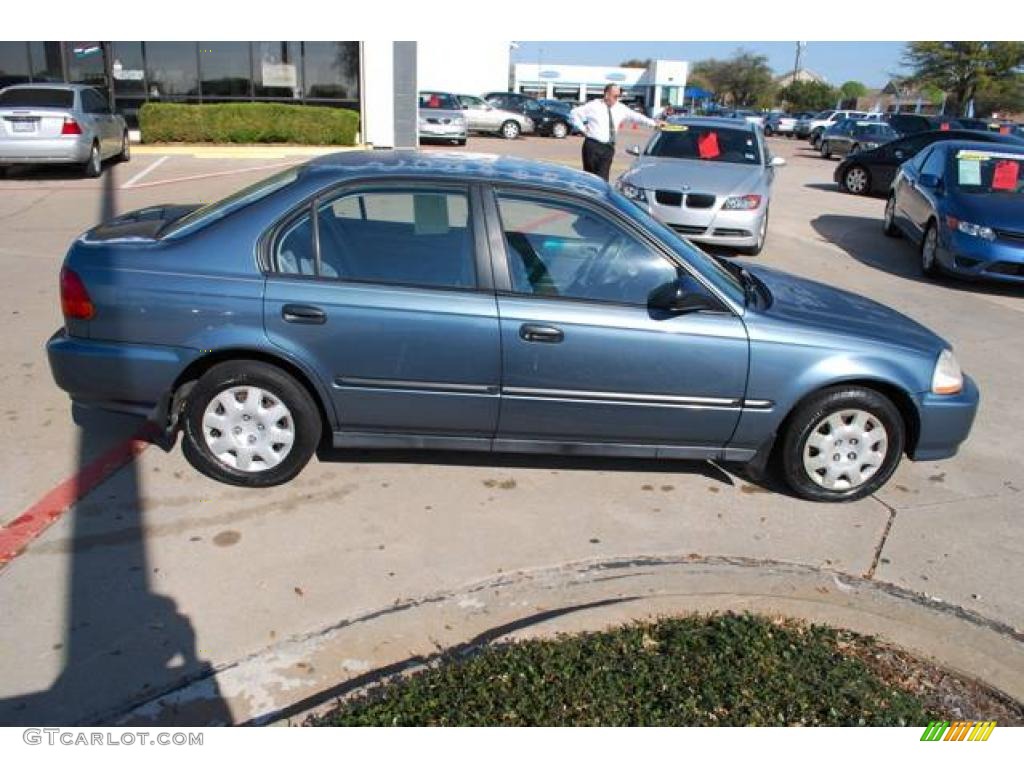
left=646, top=126, right=761, bottom=165
left=953, top=149, right=1023, bottom=194
left=854, top=123, right=898, bottom=140
left=608, top=189, right=745, bottom=306
left=458, top=95, right=485, bottom=108
left=161, top=167, right=299, bottom=239
left=419, top=92, right=460, bottom=110
left=0, top=88, right=74, bottom=108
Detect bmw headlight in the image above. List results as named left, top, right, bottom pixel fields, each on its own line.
left=452, top=116, right=466, bottom=127
left=931, top=349, right=963, bottom=395
left=619, top=181, right=647, bottom=203
left=722, top=194, right=762, bottom=210
left=947, top=216, right=995, bottom=241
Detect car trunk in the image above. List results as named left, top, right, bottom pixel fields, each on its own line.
left=0, top=108, right=73, bottom=140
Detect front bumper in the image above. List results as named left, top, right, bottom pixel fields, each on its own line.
left=938, top=228, right=1024, bottom=284
left=910, top=375, right=980, bottom=461
left=640, top=197, right=766, bottom=248
left=0, top=135, right=92, bottom=164
left=418, top=124, right=467, bottom=140
left=47, top=328, right=197, bottom=420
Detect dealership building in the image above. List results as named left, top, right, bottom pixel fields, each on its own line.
left=513, top=61, right=689, bottom=114
left=0, top=41, right=512, bottom=148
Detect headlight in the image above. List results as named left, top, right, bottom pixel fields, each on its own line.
left=931, top=349, right=963, bottom=395
left=452, top=116, right=466, bottom=126
left=946, top=216, right=995, bottom=241
left=619, top=181, right=647, bottom=203
left=860, top=142, right=878, bottom=150
left=722, top=194, right=762, bottom=210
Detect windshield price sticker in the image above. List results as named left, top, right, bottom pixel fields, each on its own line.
left=958, top=159, right=982, bottom=186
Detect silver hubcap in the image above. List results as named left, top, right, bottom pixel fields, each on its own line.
left=923, top=228, right=937, bottom=270
left=504, top=123, right=517, bottom=138
left=846, top=168, right=867, bottom=193
left=554, top=124, right=566, bottom=137
left=803, top=409, right=888, bottom=491
left=91, top=148, right=99, bottom=172
left=885, top=197, right=895, bottom=226
left=202, top=386, right=295, bottom=473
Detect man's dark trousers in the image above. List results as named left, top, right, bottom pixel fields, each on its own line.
left=582, top=137, right=615, bottom=181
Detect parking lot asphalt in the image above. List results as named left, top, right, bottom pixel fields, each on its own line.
left=0, top=133, right=1021, bottom=725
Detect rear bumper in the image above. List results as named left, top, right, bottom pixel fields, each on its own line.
left=0, top=136, right=92, bottom=164
left=47, top=329, right=197, bottom=419
left=910, top=375, right=980, bottom=461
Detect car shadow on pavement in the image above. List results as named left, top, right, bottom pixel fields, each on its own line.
left=0, top=168, right=231, bottom=727
left=812, top=213, right=1024, bottom=299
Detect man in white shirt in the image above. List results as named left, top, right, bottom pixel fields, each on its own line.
left=569, top=84, right=662, bottom=181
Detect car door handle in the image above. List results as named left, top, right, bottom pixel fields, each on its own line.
left=519, top=324, right=563, bottom=343
left=282, top=304, right=327, bottom=325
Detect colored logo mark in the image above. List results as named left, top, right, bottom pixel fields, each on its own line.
left=921, top=721, right=996, bottom=742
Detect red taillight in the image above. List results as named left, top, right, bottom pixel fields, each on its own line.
left=61, top=117, right=82, bottom=135
left=60, top=267, right=94, bottom=320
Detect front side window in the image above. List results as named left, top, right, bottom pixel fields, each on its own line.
left=316, top=189, right=475, bottom=289
left=496, top=194, right=681, bottom=306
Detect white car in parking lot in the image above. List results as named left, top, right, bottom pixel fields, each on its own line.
left=0, top=84, right=129, bottom=177
left=456, top=94, right=534, bottom=139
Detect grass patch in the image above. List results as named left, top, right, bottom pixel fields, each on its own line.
left=139, top=102, right=359, bottom=145
left=313, top=613, right=941, bottom=726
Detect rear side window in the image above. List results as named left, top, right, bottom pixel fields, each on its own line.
left=315, top=189, right=475, bottom=290
left=0, top=88, right=74, bottom=108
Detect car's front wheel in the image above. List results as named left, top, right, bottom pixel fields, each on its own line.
left=883, top=194, right=901, bottom=237
left=842, top=165, right=870, bottom=195
left=920, top=221, right=941, bottom=277
left=779, top=386, right=904, bottom=502
left=500, top=120, right=520, bottom=139
left=551, top=121, right=569, bottom=139
left=738, top=205, right=769, bottom=256
left=182, top=360, right=322, bottom=487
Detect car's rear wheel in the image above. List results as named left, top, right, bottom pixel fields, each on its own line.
left=182, top=361, right=322, bottom=487
left=83, top=143, right=101, bottom=178
left=118, top=131, right=130, bottom=162
left=842, top=165, right=870, bottom=195
left=920, top=221, right=940, bottom=277
left=551, top=121, right=569, bottom=139
left=883, top=194, right=901, bottom=237
left=779, top=386, right=904, bottom=502
left=500, top=120, right=520, bottom=139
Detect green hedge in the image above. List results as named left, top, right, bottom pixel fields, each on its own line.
left=139, top=102, right=360, bottom=145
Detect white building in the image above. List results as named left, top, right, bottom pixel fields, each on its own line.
left=513, top=60, right=688, bottom=115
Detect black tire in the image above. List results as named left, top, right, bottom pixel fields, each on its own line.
left=764, top=125, right=774, bottom=137
left=182, top=360, right=322, bottom=487
left=551, top=121, right=569, bottom=139
left=500, top=120, right=520, bottom=140
left=820, top=140, right=831, bottom=159
left=83, top=142, right=101, bottom=178
left=883, top=194, right=901, bottom=238
left=920, top=220, right=940, bottom=278
left=842, top=164, right=871, bottom=195
left=455, top=138, right=467, bottom=146
left=778, top=386, right=905, bottom=503
left=118, top=131, right=131, bottom=162
left=737, top=205, right=769, bottom=256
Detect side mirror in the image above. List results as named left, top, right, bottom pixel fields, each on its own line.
left=627, top=145, right=641, bottom=156
left=648, top=280, right=718, bottom=314
left=769, top=156, right=786, bottom=167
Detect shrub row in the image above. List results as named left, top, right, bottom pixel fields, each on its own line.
left=139, top=102, right=359, bottom=145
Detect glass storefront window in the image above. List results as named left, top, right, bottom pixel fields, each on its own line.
left=110, top=41, right=146, bottom=96
left=302, top=42, right=359, bottom=101
left=28, top=42, right=63, bottom=82
left=0, top=42, right=31, bottom=88
left=65, top=42, right=106, bottom=87
left=200, top=42, right=252, bottom=97
left=254, top=41, right=301, bottom=99
left=145, top=42, right=199, bottom=98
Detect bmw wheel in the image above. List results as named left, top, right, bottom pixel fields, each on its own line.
left=780, top=386, right=904, bottom=502
left=883, top=194, right=901, bottom=237
left=842, top=165, right=870, bottom=195
left=500, top=120, right=521, bottom=140
left=183, top=360, right=322, bottom=487
left=920, top=221, right=940, bottom=277
left=83, top=142, right=101, bottom=178
left=551, top=121, right=569, bottom=139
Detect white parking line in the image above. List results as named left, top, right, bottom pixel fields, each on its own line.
left=121, top=155, right=169, bottom=189
left=124, top=160, right=302, bottom=190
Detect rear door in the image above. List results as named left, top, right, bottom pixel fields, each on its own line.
left=486, top=187, right=749, bottom=450
left=264, top=182, right=502, bottom=440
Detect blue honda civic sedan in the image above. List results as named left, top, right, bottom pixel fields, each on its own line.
left=884, top=140, right=1024, bottom=282
left=47, top=151, right=978, bottom=502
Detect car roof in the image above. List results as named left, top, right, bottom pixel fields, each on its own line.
left=927, top=139, right=1024, bottom=155
left=665, top=116, right=754, bottom=132
left=0, top=83, right=93, bottom=92
left=304, top=150, right=610, bottom=199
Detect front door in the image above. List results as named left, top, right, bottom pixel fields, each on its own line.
left=488, top=189, right=749, bottom=449
left=264, top=184, right=501, bottom=439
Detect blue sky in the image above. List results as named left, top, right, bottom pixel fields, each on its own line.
left=510, top=42, right=909, bottom=88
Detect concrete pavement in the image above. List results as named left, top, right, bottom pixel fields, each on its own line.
left=0, top=134, right=1020, bottom=725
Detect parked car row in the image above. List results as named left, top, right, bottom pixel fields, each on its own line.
left=419, top=90, right=576, bottom=145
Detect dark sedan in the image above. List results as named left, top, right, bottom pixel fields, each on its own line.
left=820, top=120, right=898, bottom=159
left=884, top=140, right=1024, bottom=282
left=484, top=92, right=572, bottom=138
left=834, top=129, right=1024, bottom=196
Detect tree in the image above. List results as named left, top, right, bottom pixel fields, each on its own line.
left=902, top=41, right=1024, bottom=115
left=839, top=81, right=867, bottom=100
left=691, top=49, right=776, bottom=108
left=777, top=80, right=839, bottom=112
left=619, top=59, right=651, bottom=69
